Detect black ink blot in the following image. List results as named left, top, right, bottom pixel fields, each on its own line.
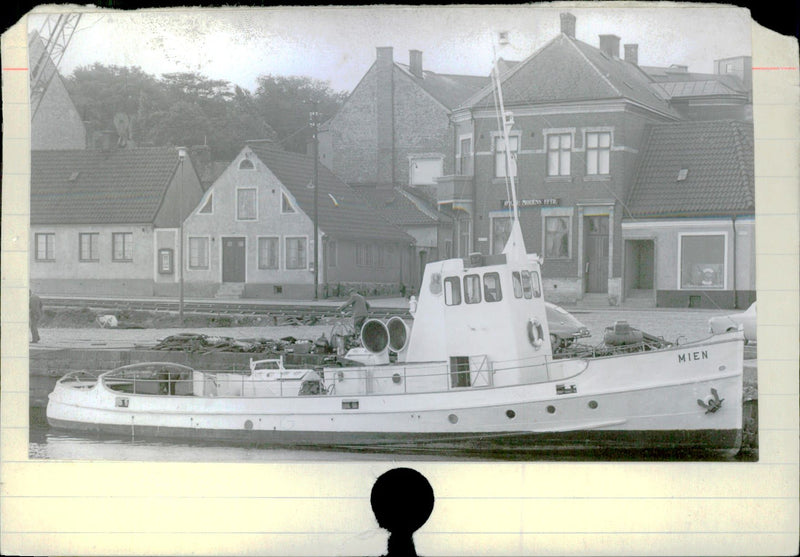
left=371, top=467, right=434, bottom=557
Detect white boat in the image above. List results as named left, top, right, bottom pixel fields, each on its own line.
left=46, top=37, right=745, bottom=456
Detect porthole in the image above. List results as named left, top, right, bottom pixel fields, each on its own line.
left=546, top=405, right=556, bottom=414
left=244, top=419, right=253, bottom=430
left=448, top=413, right=458, bottom=424
left=588, top=400, right=598, bottom=409
left=392, top=373, right=402, bottom=384
left=506, top=409, right=516, bottom=419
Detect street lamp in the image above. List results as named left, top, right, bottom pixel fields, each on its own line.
left=177, top=147, right=187, bottom=324
left=309, top=105, right=320, bottom=299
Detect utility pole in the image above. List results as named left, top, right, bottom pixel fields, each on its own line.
left=310, top=104, right=320, bottom=299
left=178, top=147, right=187, bottom=324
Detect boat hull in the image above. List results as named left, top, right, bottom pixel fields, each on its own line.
left=46, top=333, right=745, bottom=455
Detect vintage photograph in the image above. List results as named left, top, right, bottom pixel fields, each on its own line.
left=27, top=5, right=757, bottom=462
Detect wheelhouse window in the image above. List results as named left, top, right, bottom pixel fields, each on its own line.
left=680, top=234, right=725, bottom=289
left=520, top=270, right=533, bottom=299
left=112, top=232, right=133, bottom=261
left=35, top=233, right=55, bottom=261
left=531, top=270, right=542, bottom=298
left=491, top=216, right=513, bottom=255
left=463, top=274, right=481, bottom=304
left=444, top=277, right=461, bottom=306
left=483, top=272, right=502, bottom=302
left=586, top=131, right=611, bottom=175
left=285, top=237, right=307, bottom=270
left=547, top=133, right=571, bottom=176
left=544, top=216, right=570, bottom=259
left=237, top=188, right=257, bottom=220
left=79, top=233, right=99, bottom=262
left=188, top=237, right=209, bottom=269
left=258, top=237, right=279, bottom=269
left=494, top=135, right=518, bottom=178
left=410, top=157, right=443, bottom=186
left=512, top=271, right=523, bottom=298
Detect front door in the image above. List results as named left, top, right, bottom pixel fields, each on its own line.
left=222, top=237, right=246, bottom=282
left=584, top=216, right=609, bottom=293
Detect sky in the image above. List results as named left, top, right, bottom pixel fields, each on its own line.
left=28, top=4, right=753, bottom=94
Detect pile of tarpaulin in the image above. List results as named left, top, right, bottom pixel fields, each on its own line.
left=142, top=332, right=360, bottom=355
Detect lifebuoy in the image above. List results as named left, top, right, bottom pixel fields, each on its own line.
left=527, top=318, right=544, bottom=349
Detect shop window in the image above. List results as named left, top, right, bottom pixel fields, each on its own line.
left=188, top=237, right=209, bottom=269
left=680, top=234, right=725, bottom=289
left=285, top=237, right=307, bottom=270
left=586, top=132, right=611, bottom=175
left=35, top=233, right=55, bottom=261
left=237, top=188, right=257, bottom=220
left=112, top=232, right=133, bottom=261
left=258, top=237, right=279, bottom=269
left=483, top=272, right=502, bottom=302
left=494, top=135, right=518, bottom=178
left=463, top=274, right=481, bottom=304
left=547, top=133, right=571, bottom=176
left=544, top=216, right=571, bottom=259
left=79, top=233, right=99, bottom=262
left=444, top=277, right=461, bottom=306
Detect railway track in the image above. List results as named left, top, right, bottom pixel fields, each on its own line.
left=41, top=297, right=410, bottom=321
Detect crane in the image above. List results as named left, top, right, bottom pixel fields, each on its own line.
left=29, top=13, right=82, bottom=118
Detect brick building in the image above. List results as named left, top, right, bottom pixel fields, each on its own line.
left=30, top=146, right=204, bottom=296
left=182, top=143, right=414, bottom=299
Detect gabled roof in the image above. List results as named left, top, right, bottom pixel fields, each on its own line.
left=626, top=120, right=754, bottom=218
left=31, top=147, right=182, bottom=224
left=464, top=34, right=678, bottom=118
left=353, top=185, right=450, bottom=227
left=248, top=146, right=414, bottom=243
left=395, top=64, right=489, bottom=110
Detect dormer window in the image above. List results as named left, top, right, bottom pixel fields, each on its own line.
left=281, top=192, right=296, bottom=214
left=239, top=158, right=255, bottom=170
left=677, top=168, right=689, bottom=181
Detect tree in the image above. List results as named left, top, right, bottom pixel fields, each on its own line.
left=254, top=75, right=347, bottom=153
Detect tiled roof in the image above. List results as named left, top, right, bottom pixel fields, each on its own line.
left=31, top=147, right=181, bottom=224
left=395, top=64, right=489, bottom=109
left=249, top=146, right=414, bottom=243
left=626, top=121, right=754, bottom=217
left=353, top=185, right=448, bottom=226
left=465, top=34, right=678, bottom=118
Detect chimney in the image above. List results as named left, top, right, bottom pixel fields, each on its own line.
left=599, top=34, right=620, bottom=58
left=560, top=13, right=576, bottom=38
left=376, top=47, right=395, bottom=188
left=409, top=49, right=423, bottom=78
left=624, top=43, right=638, bottom=65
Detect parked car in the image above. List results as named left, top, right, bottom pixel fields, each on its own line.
left=708, top=302, right=757, bottom=343
left=546, top=302, right=591, bottom=348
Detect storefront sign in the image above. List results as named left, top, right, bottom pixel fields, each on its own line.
left=501, top=198, right=561, bottom=209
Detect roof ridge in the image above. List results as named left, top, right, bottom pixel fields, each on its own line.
left=566, top=36, right=622, bottom=97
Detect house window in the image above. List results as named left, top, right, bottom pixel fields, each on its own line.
left=281, top=192, right=295, bottom=214
left=544, top=216, right=570, bottom=259
left=188, top=237, right=209, bottom=269
left=238, top=158, right=255, bottom=170
left=409, top=157, right=443, bottom=186
left=680, top=234, right=725, bottom=289
left=586, top=132, right=611, bottom=175
left=237, top=188, right=257, bottom=220
left=458, top=218, right=471, bottom=258
left=457, top=137, right=473, bottom=175
left=35, top=233, right=55, bottom=261
left=79, top=233, right=99, bottom=262
left=494, top=135, right=518, bottom=178
left=258, top=237, right=279, bottom=269
left=112, top=233, right=133, bottom=261
left=444, top=277, right=461, bottom=305
left=327, top=240, right=337, bottom=267
left=463, top=274, right=481, bottom=304
left=198, top=195, right=213, bottom=214
left=285, top=237, right=307, bottom=270
left=483, top=272, right=502, bottom=302
left=491, top=216, right=513, bottom=255
left=356, top=243, right=366, bottom=266
left=547, top=133, right=571, bottom=176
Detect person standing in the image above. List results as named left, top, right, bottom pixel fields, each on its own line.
left=338, top=289, right=370, bottom=333
left=29, top=290, right=43, bottom=343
